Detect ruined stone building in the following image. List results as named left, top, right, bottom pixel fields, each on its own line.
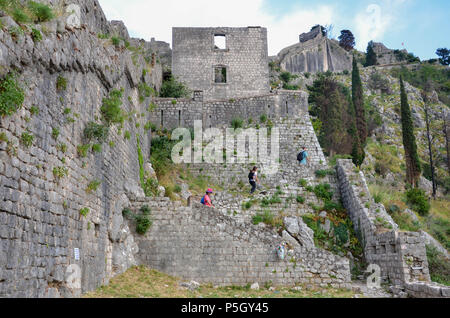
left=172, top=27, right=270, bottom=101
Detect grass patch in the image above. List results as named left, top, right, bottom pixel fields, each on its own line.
left=83, top=265, right=355, bottom=298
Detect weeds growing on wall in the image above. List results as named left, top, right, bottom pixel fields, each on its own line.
left=123, top=205, right=153, bottom=235
left=0, top=72, right=24, bottom=117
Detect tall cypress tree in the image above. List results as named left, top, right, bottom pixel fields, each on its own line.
left=352, top=57, right=367, bottom=145
left=364, top=41, right=378, bottom=67
left=400, top=77, right=421, bottom=187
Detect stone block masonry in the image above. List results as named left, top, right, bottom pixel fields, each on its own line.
left=130, top=198, right=351, bottom=288
left=336, top=159, right=449, bottom=298
left=172, top=27, right=270, bottom=101
left=0, top=14, right=163, bottom=297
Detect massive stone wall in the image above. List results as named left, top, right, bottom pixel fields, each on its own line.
left=336, top=159, right=449, bottom=297
left=277, top=30, right=352, bottom=74
left=0, top=5, right=163, bottom=297
left=172, top=27, right=270, bottom=100
left=130, top=198, right=351, bottom=288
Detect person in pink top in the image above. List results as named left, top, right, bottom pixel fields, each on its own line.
left=201, top=188, right=215, bottom=208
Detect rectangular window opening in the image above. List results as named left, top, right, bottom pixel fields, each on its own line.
left=214, top=34, right=226, bottom=50
left=214, top=66, right=227, bottom=83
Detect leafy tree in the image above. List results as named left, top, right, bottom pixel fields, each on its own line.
left=436, top=48, right=449, bottom=66
left=307, top=73, right=355, bottom=157
left=160, top=75, right=191, bottom=98
left=364, top=41, right=378, bottom=67
left=338, top=30, right=355, bottom=51
left=400, top=77, right=421, bottom=187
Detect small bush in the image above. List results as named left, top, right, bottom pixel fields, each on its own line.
left=159, top=75, right=191, bottom=98
left=298, top=179, right=308, bottom=187
left=53, top=166, right=68, bottom=179
left=28, top=1, right=54, bottom=22
left=315, top=169, right=335, bottom=178
left=56, top=75, right=67, bottom=91
left=0, top=72, right=24, bottom=117
left=111, top=36, right=121, bottom=47
left=84, top=122, right=109, bottom=142
left=426, top=245, right=450, bottom=286
left=51, top=127, right=60, bottom=140
left=12, top=7, right=29, bottom=23
left=313, top=183, right=333, bottom=201
left=231, top=117, right=244, bottom=129
left=31, top=27, right=42, bottom=42
left=101, top=89, right=125, bottom=125
left=260, top=114, right=267, bottom=123
left=92, top=143, right=102, bottom=153
left=86, top=180, right=102, bottom=193
left=30, top=106, right=39, bottom=116
left=77, top=144, right=90, bottom=158
left=143, top=178, right=160, bottom=197
left=21, top=131, right=34, bottom=148
left=79, top=207, right=90, bottom=217
left=124, top=131, right=131, bottom=140
left=57, top=143, right=67, bottom=153
left=138, top=82, right=155, bottom=103
left=296, top=196, right=305, bottom=204
left=406, top=188, right=430, bottom=216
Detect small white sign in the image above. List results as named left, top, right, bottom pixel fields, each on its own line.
left=74, top=248, right=80, bottom=261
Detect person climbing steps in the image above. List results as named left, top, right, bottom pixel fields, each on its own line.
left=201, top=188, right=215, bottom=208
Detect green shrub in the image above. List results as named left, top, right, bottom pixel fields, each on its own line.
left=28, top=1, right=54, bottom=22
left=334, top=222, right=349, bottom=245
left=31, top=27, right=42, bottom=42
left=101, top=89, right=125, bottom=125
left=315, top=169, right=334, bottom=178
left=138, top=82, right=155, bottom=103
left=86, top=180, right=102, bottom=193
left=53, top=166, right=68, bottom=179
left=314, top=183, right=333, bottom=201
left=159, top=75, right=190, bottom=98
left=124, top=131, right=131, bottom=140
left=426, top=245, right=450, bottom=286
left=79, top=207, right=89, bottom=217
left=231, top=117, right=244, bottom=129
left=296, top=196, right=305, bottom=204
left=84, top=122, right=109, bottom=142
left=77, top=144, right=90, bottom=158
left=92, top=143, right=102, bottom=153
left=150, top=136, right=176, bottom=177
left=298, top=179, right=308, bottom=187
left=30, top=105, right=39, bottom=116
left=252, top=210, right=281, bottom=228
left=260, top=114, right=267, bottom=123
left=111, top=36, right=121, bottom=47
left=63, top=108, right=72, bottom=115
left=242, top=201, right=253, bottom=210
left=406, top=188, right=430, bottom=216
left=56, top=75, right=67, bottom=91
left=51, top=127, right=60, bottom=140
left=12, top=8, right=29, bottom=23
left=21, top=131, right=34, bottom=148
left=143, top=178, right=160, bottom=197
left=0, top=72, right=24, bottom=117
left=57, top=143, right=67, bottom=153
left=131, top=205, right=153, bottom=235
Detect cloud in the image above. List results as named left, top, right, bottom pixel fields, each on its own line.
left=98, top=0, right=334, bottom=56
left=353, top=0, right=408, bottom=50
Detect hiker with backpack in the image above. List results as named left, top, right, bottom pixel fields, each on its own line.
left=248, top=166, right=259, bottom=194
left=201, top=188, right=215, bottom=208
left=297, top=147, right=309, bottom=166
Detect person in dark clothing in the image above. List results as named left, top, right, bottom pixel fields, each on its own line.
left=248, top=166, right=258, bottom=194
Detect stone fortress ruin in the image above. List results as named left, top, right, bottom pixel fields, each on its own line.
left=0, top=0, right=448, bottom=298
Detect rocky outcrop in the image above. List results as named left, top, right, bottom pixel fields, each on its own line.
left=277, top=25, right=352, bottom=74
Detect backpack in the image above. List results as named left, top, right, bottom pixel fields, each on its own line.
left=248, top=171, right=255, bottom=181
left=297, top=151, right=305, bottom=162
left=276, top=244, right=286, bottom=260
left=200, top=195, right=205, bottom=204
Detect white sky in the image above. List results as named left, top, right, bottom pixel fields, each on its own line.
left=98, top=0, right=403, bottom=55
